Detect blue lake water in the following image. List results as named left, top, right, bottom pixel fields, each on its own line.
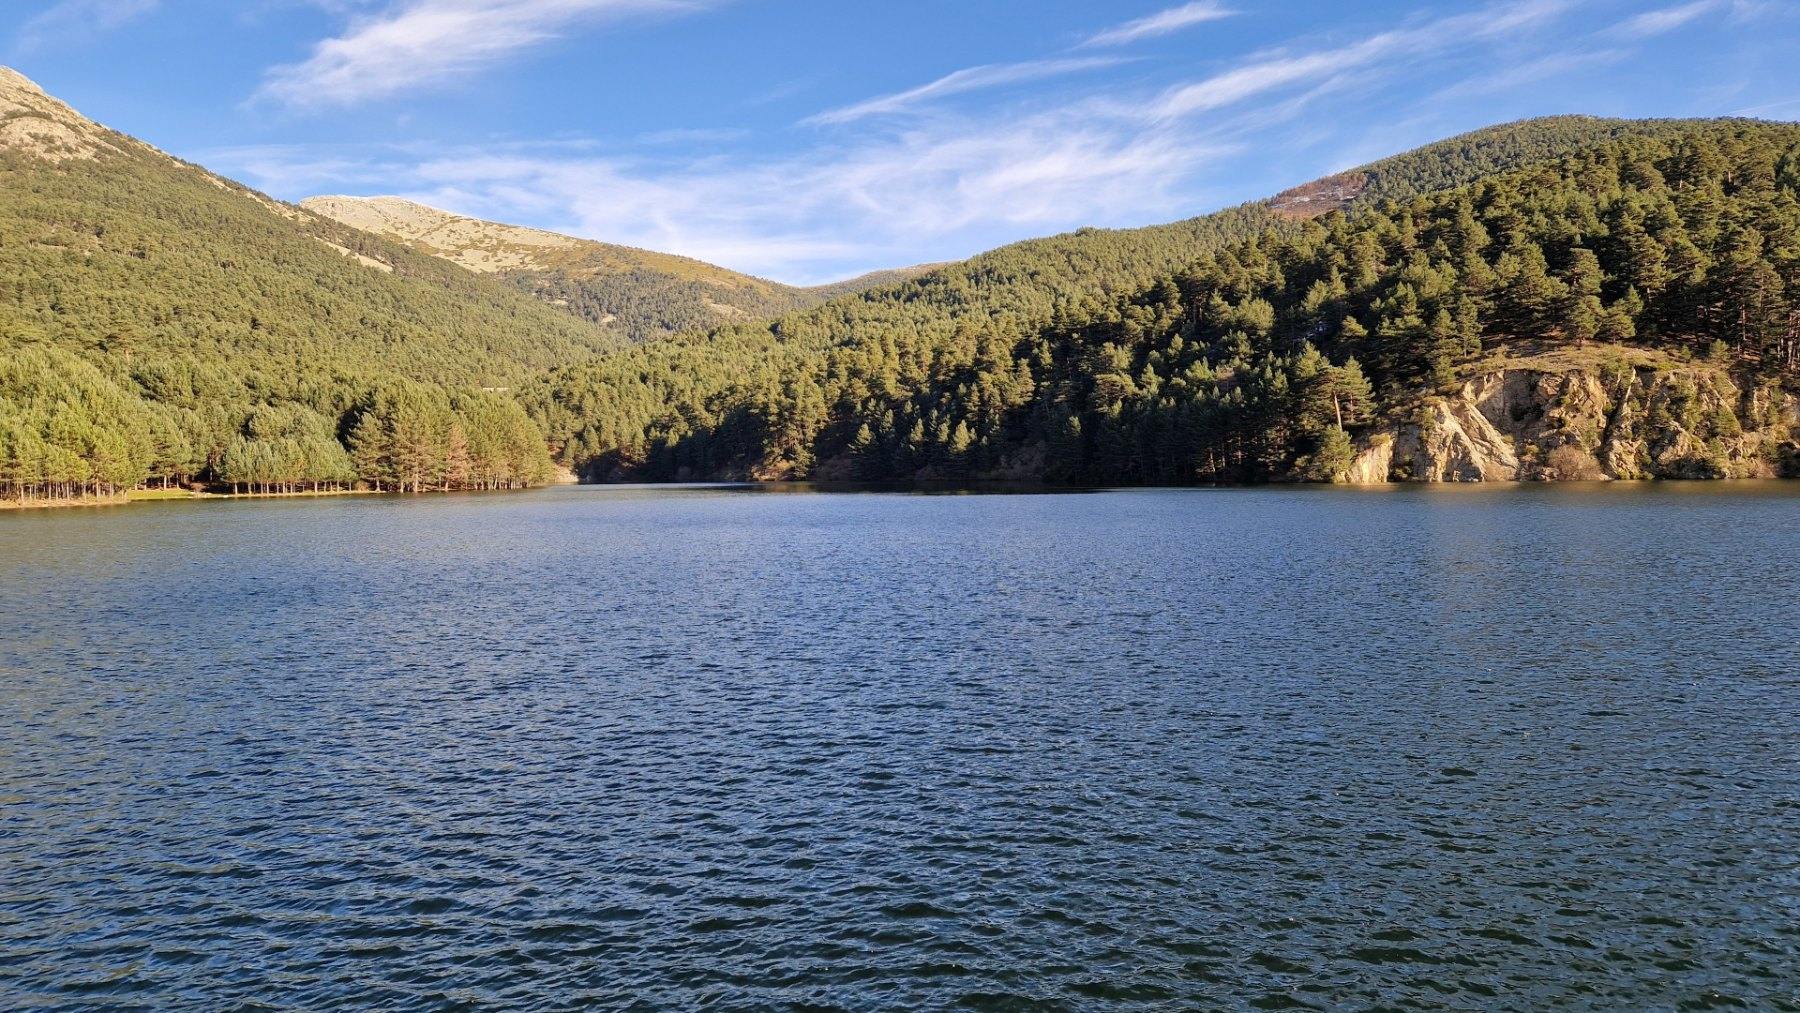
left=2, top=484, right=1797, bottom=1008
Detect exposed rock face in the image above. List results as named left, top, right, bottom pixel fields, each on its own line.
left=1344, top=363, right=1798, bottom=483
left=1343, top=436, right=1393, bottom=485
left=1392, top=393, right=1522, bottom=481
left=1268, top=172, right=1369, bottom=219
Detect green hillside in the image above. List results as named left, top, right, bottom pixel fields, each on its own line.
left=5, top=74, right=1796, bottom=503
left=532, top=116, right=1799, bottom=482
left=0, top=68, right=619, bottom=499
left=803, top=265, right=946, bottom=302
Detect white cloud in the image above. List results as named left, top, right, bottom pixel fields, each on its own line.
left=209, top=100, right=1232, bottom=283
left=1149, top=0, right=1567, bottom=120
left=805, top=58, right=1127, bottom=126
left=14, top=0, right=159, bottom=51
left=498, top=109, right=1214, bottom=278
left=258, top=0, right=711, bottom=109
left=1150, top=42, right=1387, bottom=119
left=1432, top=47, right=1628, bottom=101
left=1082, top=1, right=1236, bottom=48
left=1614, top=0, right=1723, bottom=38
left=215, top=0, right=1585, bottom=283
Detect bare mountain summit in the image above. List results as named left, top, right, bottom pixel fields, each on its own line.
left=303, top=196, right=676, bottom=276
left=301, top=195, right=936, bottom=340
left=0, top=66, right=134, bottom=162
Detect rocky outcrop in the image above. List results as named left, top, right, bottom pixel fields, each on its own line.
left=1268, top=172, right=1370, bottom=219
left=1392, top=393, right=1522, bottom=481
left=1343, top=435, right=1393, bottom=485
left=1344, top=362, right=1798, bottom=483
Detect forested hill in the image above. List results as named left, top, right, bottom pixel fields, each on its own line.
left=804, top=265, right=947, bottom=302
left=301, top=196, right=942, bottom=341
left=531, top=115, right=1800, bottom=483
left=0, top=67, right=618, bottom=501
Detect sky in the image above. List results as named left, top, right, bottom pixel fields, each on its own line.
left=5, top=1, right=1799, bottom=285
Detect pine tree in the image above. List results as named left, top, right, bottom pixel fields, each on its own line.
left=1306, top=425, right=1355, bottom=482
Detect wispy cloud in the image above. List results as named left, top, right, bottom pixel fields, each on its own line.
left=13, top=0, right=159, bottom=52
left=1614, top=0, right=1723, bottom=38
left=209, top=101, right=1233, bottom=283
left=212, top=0, right=1676, bottom=285
left=1149, top=0, right=1567, bottom=119
left=1731, top=94, right=1800, bottom=117
left=805, top=58, right=1127, bottom=126
left=258, top=0, right=712, bottom=109
left=1432, top=47, right=1628, bottom=101
left=1082, top=1, right=1236, bottom=48
left=635, top=126, right=751, bottom=146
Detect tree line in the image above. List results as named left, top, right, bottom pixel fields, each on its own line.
left=0, top=346, right=552, bottom=502
left=0, top=127, right=598, bottom=503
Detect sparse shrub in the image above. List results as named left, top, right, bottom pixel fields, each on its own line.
left=1547, top=444, right=1605, bottom=481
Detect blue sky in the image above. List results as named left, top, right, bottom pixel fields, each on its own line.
left=5, top=0, right=1798, bottom=284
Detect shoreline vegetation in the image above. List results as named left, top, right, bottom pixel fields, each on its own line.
left=2, top=464, right=580, bottom=511
left=0, top=484, right=542, bottom=511
left=6, top=471, right=1797, bottom=513
left=0, top=485, right=375, bottom=511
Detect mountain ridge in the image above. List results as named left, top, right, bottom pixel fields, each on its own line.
left=0, top=65, right=137, bottom=163
left=301, top=194, right=940, bottom=339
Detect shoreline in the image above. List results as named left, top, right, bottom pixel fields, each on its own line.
left=0, top=486, right=535, bottom=512
left=6, top=475, right=1798, bottom=512
left=0, top=489, right=369, bottom=511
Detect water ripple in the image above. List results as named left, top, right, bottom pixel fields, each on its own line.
left=1, top=484, right=1797, bottom=1008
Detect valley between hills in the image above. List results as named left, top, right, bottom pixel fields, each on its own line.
left=3, top=65, right=1798, bottom=507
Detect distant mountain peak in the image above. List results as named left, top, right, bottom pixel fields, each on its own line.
left=300, top=193, right=931, bottom=339
left=299, top=195, right=586, bottom=274
left=0, top=65, right=128, bottom=163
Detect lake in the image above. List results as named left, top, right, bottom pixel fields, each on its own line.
left=2, top=484, right=1797, bottom=1008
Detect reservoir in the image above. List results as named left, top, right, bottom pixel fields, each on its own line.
left=2, top=484, right=1796, bottom=1007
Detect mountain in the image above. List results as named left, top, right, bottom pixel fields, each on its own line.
left=300, top=195, right=936, bottom=340
left=0, top=69, right=618, bottom=382
left=0, top=67, right=620, bottom=500
left=3, top=69, right=1796, bottom=506
left=804, top=265, right=949, bottom=302
left=530, top=116, right=1800, bottom=484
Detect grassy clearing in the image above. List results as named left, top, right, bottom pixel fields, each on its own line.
left=0, top=494, right=128, bottom=511
left=1, top=487, right=389, bottom=511
left=1469, top=340, right=1703, bottom=377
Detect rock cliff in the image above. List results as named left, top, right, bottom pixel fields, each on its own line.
left=1345, top=357, right=1799, bottom=483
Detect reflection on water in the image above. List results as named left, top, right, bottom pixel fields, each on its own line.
left=617, top=480, right=1107, bottom=495
left=2, top=484, right=1797, bottom=1007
